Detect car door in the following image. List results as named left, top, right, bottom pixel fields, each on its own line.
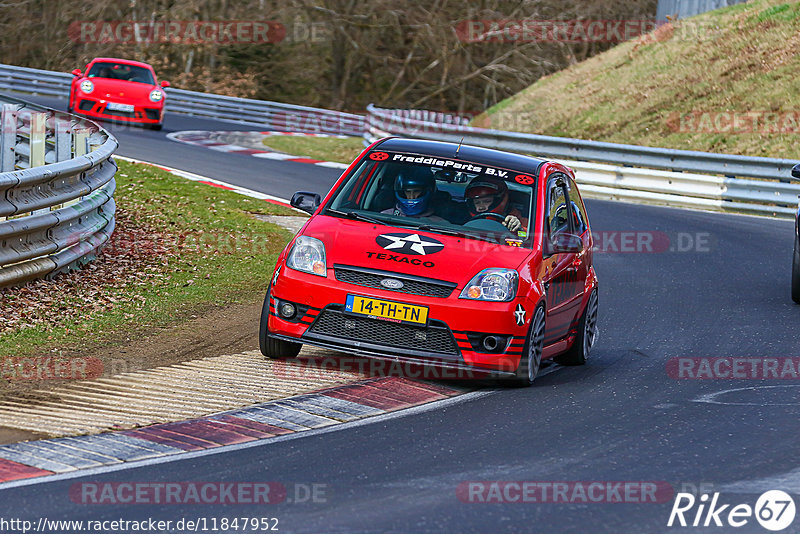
left=541, top=174, right=583, bottom=345
left=566, top=175, right=591, bottom=303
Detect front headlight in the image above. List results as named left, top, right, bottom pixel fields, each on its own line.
left=286, top=236, right=327, bottom=277
left=460, top=268, right=519, bottom=302
left=80, top=80, right=94, bottom=93
left=149, top=89, right=164, bottom=102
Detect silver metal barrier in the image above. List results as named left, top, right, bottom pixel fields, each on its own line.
left=365, top=105, right=800, bottom=218
left=0, top=94, right=117, bottom=288
left=0, top=63, right=364, bottom=136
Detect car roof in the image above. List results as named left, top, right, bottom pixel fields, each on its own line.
left=89, top=58, right=155, bottom=70
left=375, top=138, right=545, bottom=172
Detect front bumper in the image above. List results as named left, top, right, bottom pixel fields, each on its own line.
left=268, top=264, right=532, bottom=373
left=75, top=97, right=163, bottom=124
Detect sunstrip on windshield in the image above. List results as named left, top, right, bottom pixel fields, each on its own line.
left=377, top=152, right=535, bottom=183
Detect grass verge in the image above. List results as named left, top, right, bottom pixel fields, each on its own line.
left=261, top=135, right=365, bottom=163
left=0, top=159, right=301, bottom=362
left=480, top=0, right=800, bottom=159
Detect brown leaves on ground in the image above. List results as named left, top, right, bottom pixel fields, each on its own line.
left=0, top=209, right=172, bottom=336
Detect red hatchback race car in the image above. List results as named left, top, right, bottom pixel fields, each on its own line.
left=69, top=58, right=169, bottom=130
left=260, top=138, right=599, bottom=385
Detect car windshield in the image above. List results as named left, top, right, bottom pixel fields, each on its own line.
left=325, top=150, right=538, bottom=247
left=87, top=62, right=155, bottom=84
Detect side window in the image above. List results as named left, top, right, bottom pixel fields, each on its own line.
left=567, top=177, right=589, bottom=235
left=546, top=177, right=570, bottom=239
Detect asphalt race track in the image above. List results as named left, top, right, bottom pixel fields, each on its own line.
left=4, top=97, right=800, bottom=533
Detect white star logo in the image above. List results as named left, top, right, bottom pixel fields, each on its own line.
left=377, top=233, right=444, bottom=256
left=514, top=304, right=526, bottom=326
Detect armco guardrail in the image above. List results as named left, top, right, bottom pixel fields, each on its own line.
left=164, top=87, right=365, bottom=136
left=0, top=63, right=364, bottom=136
left=365, top=105, right=800, bottom=217
left=0, top=94, right=117, bottom=288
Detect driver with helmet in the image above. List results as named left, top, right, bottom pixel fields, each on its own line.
left=463, top=176, right=526, bottom=231
left=382, top=171, right=447, bottom=222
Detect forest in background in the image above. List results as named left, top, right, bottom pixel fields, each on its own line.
left=0, top=0, right=656, bottom=113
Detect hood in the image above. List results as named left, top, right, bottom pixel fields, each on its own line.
left=87, top=78, right=158, bottom=101
left=302, top=215, right=532, bottom=287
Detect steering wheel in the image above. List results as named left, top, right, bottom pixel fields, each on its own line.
left=468, top=212, right=506, bottom=223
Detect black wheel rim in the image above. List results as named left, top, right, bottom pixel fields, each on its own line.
left=527, top=307, right=545, bottom=382
left=583, top=291, right=599, bottom=358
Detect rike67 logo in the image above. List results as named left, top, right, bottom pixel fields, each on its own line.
left=668, top=490, right=796, bottom=531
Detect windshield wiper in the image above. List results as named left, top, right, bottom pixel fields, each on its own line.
left=324, top=208, right=387, bottom=226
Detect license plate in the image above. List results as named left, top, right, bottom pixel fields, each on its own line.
left=345, top=295, right=428, bottom=326
left=106, top=102, right=134, bottom=112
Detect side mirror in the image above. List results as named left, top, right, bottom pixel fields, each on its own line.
left=160, top=80, right=170, bottom=88
left=550, top=233, right=583, bottom=254
left=72, top=69, right=82, bottom=76
left=290, top=191, right=321, bottom=215
left=792, top=163, right=800, bottom=180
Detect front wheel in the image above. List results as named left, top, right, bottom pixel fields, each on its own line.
left=259, top=291, right=302, bottom=359
left=509, top=305, right=545, bottom=387
left=555, top=289, right=598, bottom=366
left=792, top=238, right=800, bottom=304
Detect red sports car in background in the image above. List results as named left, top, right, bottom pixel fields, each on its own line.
left=260, top=138, right=599, bottom=385
left=69, top=58, right=169, bottom=130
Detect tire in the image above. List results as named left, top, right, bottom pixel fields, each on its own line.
left=149, top=123, right=163, bottom=131
left=259, top=291, right=302, bottom=359
left=509, top=305, right=545, bottom=387
left=792, top=238, right=800, bottom=304
left=555, top=289, right=598, bottom=366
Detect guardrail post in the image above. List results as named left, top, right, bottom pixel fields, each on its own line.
left=28, top=112, right=47, bottom=215
left=55, top=119, right=71, bottom=162
left=54, top=119, right=74, bottom=210
left=28, top=112, right=46, bottom=168
left=1, top=104, right=16, bottom=172
left=73, top=128, right=90, bottom=157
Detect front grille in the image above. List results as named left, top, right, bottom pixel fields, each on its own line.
left=144, top=108, right=160, bottom=120
left=308, top=307, right=459, bottom=355
left=78, top=100, right=94, bottom=111
left=334, top=266, right=455, bottom=298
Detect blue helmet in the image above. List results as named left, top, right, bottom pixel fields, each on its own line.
left=394, top=171, right=435, bottom=216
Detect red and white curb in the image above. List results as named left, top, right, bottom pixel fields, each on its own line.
left=115, top=155, right=300, bottom=211
left=167, top=130, right=350, bottom=169
left=0, top=378, right=468, bottom=483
